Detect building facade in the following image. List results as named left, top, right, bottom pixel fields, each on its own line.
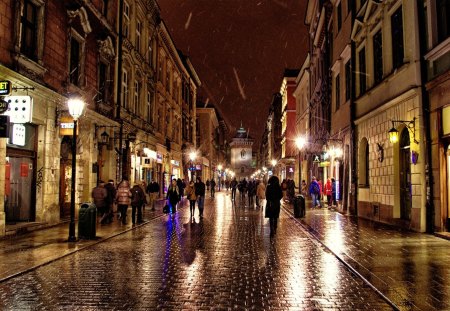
left=352, top=0, right=427, bottom=231
left=279, top=69, right=300, bottom=182
left=230, top=126, right=254, bottom=180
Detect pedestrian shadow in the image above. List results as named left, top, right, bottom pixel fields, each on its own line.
left=179, top=219, right=204, bottom=265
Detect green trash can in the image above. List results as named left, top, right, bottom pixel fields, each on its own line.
left=78, top=203, right=97, bottom=239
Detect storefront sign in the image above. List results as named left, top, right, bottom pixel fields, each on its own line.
left=443, top=106, right=450, bottom=135
left=335, top=180, right=340, bottom=201
left=0, top=80, right=11, bottom=96
left=0, top=98, right=8, bottom=113
left=59, top=116, right=76, bottom=136
left=319, top=161, right=330, bottom=167
left=157, top=153, right=163, bottom=163
left=312, top=154, right=321, bottom=163
left=2, top=96, right=33, bottom=123
left=12, top=124, right=26, bottom=146
left=170, top=159, right=179, bottom=166
left=195, top=164, right=202, bottom=170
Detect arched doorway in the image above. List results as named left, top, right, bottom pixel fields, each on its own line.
left=399, top=128, right=412, bottom=220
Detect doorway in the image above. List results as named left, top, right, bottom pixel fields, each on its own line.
left=5, top=156, right=35, bottom=223
left=399, top=129, right=412, bottom=220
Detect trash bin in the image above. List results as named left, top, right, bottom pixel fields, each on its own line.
left=293, top=195, right=305, bottom=218
left=78, top=203, right=97, bottom=239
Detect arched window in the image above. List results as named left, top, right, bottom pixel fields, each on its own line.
left=359, top=138, right=370, bottom=186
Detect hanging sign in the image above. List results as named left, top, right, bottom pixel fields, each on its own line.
left=2, top=96, right=33, bottom=123
left=0, top=81, right=11, bottom=96
left=312, top=154, right=321, bottom=163
left=0, top=98, right=8, bottom=113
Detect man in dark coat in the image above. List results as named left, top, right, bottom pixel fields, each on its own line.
left=194, top=177, right=206, bottom=218
left=131, top=184, right=146, bottom=224
left=104, top=179, right=116, bottom=223
left=265, top=175, right=283, bottom=236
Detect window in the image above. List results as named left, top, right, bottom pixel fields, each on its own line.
left=437, top=0, right=450, bottom=42
left=147, top=90, right=154, bottom=124
left=122, top=69, right=128, bottom=108
left=98, top=62, right=108, bottom=103
left=101, top=0, right=108, bottom=16
left=373, top=30, right=383, bottom=84
left=20, top=0, right=38, bottom=60
left=69, top=34, right=84, bottom=86
left=123, top=1, right=130, bottom=39
left=136, top=20, right=141, bottom=53
left=158, top=56, right=164, bottom=82
left=345, top=61, right=351, bottom=101
left=166, top=64, right=171, bottom=92
left=391, top=7, right=404, bottom=70
left=358, top=47, right=366, bottom=94
left=134, top=81, right=140, bottom=114
left=337, top=2, right=342, bottom=31
left=359, top=138, right=370, bottom=186
left=335, top=74, right=340, bottom=111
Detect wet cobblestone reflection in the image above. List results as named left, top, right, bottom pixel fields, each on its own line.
left=0, top=193, right=393, bottom=310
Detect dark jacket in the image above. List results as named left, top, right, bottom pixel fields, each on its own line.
left=131, top=185, right=146, bottom=207
left=146, top=182, right=160, bottom=194
left=166, top=185, right=180, bottom=205
left=265, top=176, right=283, bottom=218
left=104, top=182, right=116, bottom=205
left=195, top=181, right=206, bottom=196
left=92, top=185, right=107, bottom=209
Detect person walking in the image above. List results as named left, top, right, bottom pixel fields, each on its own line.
left=256, top=180, right=266, bottom=208
left=177, top=178, right=185, bottom=201
left=210, top=179, right=216, bottom=198
left=104, top=179, right=116, bottom=223
left=131, top=183, right=146, bottom=224
left=324, top=178, right=332, bottom=208
left=116, top=177, right=132, bottom=224
left=146, top=180, right=160, bottom=211
left=230, top=177, right=238, bottom=201
left=247, top=179, right=256, bottom=208
left=301, top=180, right=307, bottom=197
left=92, top=181, right=108, bottom=224
left=195, top=177, right=206, bottom=218
left=265, top=175, right=283, bottom=237
left=281, top=179, right=288, bottom=201
left=166, top=179, right=180, bottom=215
left=331, top=177, right=337, bottom=208
left=185, top=180, right=197, bottom=217
left=309, top=176, right=322, bottom=208
left=206, top=179, right=210, bottom=191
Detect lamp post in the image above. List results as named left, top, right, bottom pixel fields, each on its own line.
left=189, top=151, right=197, bottom=181
left=295, top=137, right=306, bottom=190
left=67, top=97, right=85, bottom=242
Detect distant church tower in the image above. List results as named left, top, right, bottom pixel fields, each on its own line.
left=230, top=124, right=254, bottom=179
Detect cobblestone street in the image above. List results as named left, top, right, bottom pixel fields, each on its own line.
left=0, top=192, right=392, bottom=310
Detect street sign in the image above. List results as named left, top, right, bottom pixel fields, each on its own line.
left=0, top=81, right=11, bottom=96
left=312, top=154, right=321, bottom=163
left=0, top=98, right=8, bottom=114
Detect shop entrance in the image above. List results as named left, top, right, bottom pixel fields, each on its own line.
left=5, top=155, right=35, bottom=223
left=400, top=129, right=412, bottom=220
left=59, top=136, right=72, bottom=219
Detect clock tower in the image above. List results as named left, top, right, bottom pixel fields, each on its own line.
left=230, top=125, right=254, bottom=179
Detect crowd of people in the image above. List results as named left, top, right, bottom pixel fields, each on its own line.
left=91, top=173, right=339, bottom=237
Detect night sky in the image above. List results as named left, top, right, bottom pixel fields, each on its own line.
left=159, top=0, right=309, bottom=145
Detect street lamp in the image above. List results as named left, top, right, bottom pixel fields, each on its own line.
left=67, top=97, right=85, bottom=242
left=295, top=136, right=306, bottom=189
left=189, top=151, right=197, bottom=181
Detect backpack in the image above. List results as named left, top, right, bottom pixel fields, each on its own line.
left=131, top=188, right=143, bottom=206
left=313, top=182, right=320, bottom=195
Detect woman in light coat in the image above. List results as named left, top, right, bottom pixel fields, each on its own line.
left=256, top=181, right=266, bottom=208
left=185, top=180, right=197, bottom=217
left=116, top=178, right=132, bottom=224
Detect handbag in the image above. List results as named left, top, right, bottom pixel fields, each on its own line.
left=163, top=203, right=170, bottom=214
left=264, top=201, right=273, bottom=218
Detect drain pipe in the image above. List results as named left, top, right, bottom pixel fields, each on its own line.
left=416, top=0, right=435, bottom=233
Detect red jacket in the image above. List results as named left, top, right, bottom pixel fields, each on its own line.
left=324, top=180, right=332, bottom=196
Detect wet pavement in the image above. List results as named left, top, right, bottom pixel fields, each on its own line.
left=287, top=203, right=450, bottom=311
left=0, top=192, right=394, bottom=310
